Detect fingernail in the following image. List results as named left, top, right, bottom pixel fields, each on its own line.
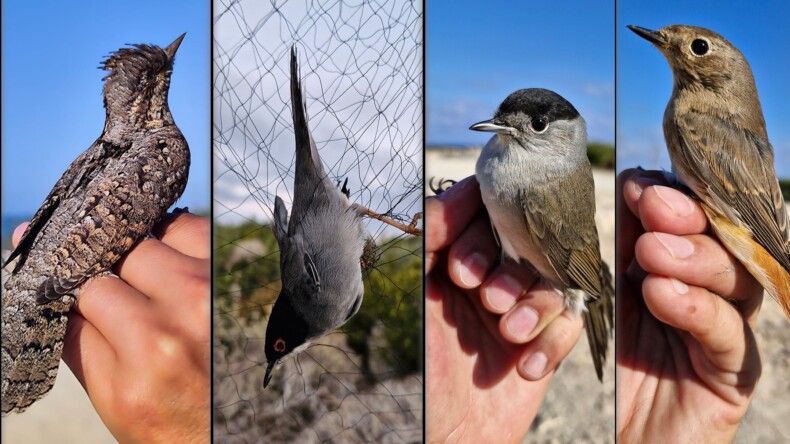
left=653, top=232, right=694, bottom=259
left=505, top=306, right=539, bottom=340
left=654, top=186, right=694, bottom=216
left=459, top=252, right=488, bottom=287
left=632, top=176, right=661, bottom=197
left=669, top=278, right=689, bottom=294
left=485, top=274, right=521, bottom=311
left=522, top=351, right=548, bottom=378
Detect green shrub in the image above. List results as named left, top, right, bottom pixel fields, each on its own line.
left=779, top=179, right=790, bottom=202
left=345, top=235, right=422, bottom=379
left=586, top=143, right=615, bottom=169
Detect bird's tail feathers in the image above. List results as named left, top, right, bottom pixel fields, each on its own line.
left=290, top=46, right=325, bottom=181
left=705, top=208, right=790, bottom=323
left=1, top=287, right=72, bottom=415
left=584, top=262, right=614, bottom=382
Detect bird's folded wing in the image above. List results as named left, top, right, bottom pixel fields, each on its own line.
left=6, top=140, right=126, bottom=271
left=37, top=158, right=161, bottom=302
left=521, top=165, right=604, bottom=298
left=677, top=111, right=790, bottom=272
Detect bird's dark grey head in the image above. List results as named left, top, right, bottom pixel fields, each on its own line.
left=470, top=88, right=585, bottom=155
left=263, top=289, right=310, bottom=388
left=470, top=88, right=580, bottom=136
left=100, top=33, right=186, bottom=132
left=495, top=88, right=580, bottom=123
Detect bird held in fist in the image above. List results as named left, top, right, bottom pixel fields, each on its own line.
left=629, top=24, right=790, bottom=320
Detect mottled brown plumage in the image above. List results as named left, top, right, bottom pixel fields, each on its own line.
left=1, top=34, right=190, bottom=414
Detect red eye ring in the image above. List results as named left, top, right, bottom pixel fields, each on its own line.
left=274, top=338, right=286, bottom=352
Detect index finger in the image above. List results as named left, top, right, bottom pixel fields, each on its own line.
left=616, top=169, right=646, bottom=275
left=426, top=175, right=483, bottom=270
left=152, top=212, right=210, bottom=260
left=636, top=185, right=709, bottom=235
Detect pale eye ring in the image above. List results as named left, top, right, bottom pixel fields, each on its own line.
left=530, top=116, right=549, bottom=133
left=274, top=338, right=286, bottom=352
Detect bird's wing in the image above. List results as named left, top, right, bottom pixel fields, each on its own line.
left=37, top=151, right=170, bottom=303
left=273, top=196, right=289, bottom=244
left=6, top=140, right=125, bottom=270
left=675, top=111, right=790, bottom=272
left=276, top=229, right=322, bottom=301
left=521, top=164, right=604, bottom=297
left=302, top=252, right=321, bottom=292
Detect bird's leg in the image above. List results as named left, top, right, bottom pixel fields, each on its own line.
left=428, top=177, right=457, bottom=195
left=336, top=177, right=351, bottom=199
left=341, top=177, right=350, bottom=198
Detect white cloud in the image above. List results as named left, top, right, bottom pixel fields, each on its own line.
left=213, top=0, right=423, bottom=237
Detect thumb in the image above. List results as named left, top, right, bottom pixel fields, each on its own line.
left=12, top=222, right=31, bottom=248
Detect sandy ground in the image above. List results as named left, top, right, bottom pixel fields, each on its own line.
left=1, top=362, right=114, bottom=443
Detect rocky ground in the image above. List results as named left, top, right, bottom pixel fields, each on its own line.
left=213, top=316, right=423, bottom=443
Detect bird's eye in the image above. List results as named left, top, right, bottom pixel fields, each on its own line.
left=530, top=116, right=548, bottom=133
left=690, top=39, right=709, bottom=56
left=274, top=338, right=286, bottom=352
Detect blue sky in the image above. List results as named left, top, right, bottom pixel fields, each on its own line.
left=2, top=0, right=210, bottom=218
left=427, top=0, right=614, bottom=146
left=618, top=0, right=790, bottom=179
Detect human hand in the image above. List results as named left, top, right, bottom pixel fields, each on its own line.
left=426, top=176, right=584, bottom=443
left=616, top=169, right=762, bottom=443
left=12, top=212, right=210, bottom=443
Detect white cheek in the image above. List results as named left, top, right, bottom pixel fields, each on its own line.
left=292, top=341, right=312, bottom=355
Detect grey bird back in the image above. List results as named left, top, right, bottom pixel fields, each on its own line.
left=273, top=48, right=366, bottom=336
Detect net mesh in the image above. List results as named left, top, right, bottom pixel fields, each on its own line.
left=212, top=0, right=423, bottom=442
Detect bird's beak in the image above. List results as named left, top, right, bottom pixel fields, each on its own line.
left=627, top=25, right=667, bottom=48
left=263, top=361, right=276, bottom=388
left=164, top=33, right=186, bottom=61
left=469, top=119, right=515, bottom=135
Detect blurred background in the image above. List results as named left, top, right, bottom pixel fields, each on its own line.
left=426, top=0, right=615, bottom=442
left=1, top=0, right=209, bottom=442
left=617, top=1, right=790, bottom=441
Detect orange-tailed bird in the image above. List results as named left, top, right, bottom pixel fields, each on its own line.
left=629, top=24, right=790, bottom=319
